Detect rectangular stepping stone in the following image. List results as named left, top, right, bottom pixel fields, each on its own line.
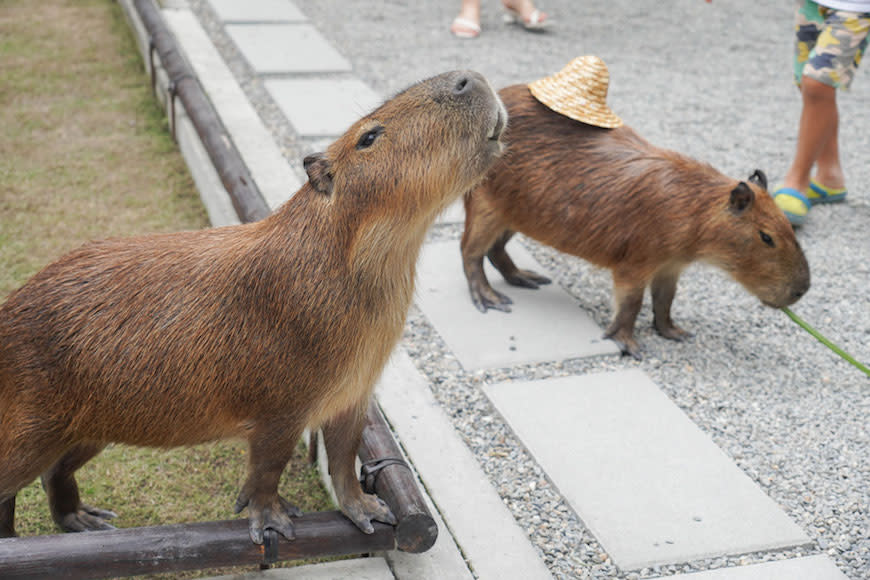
left=665, top=555, right=848, bottom=579
left=415, top=240, right=618, bottom=371
left=266, top=78, right=382, bottom=138
left=208, top=0, right=306, bottom=22
left=482, top=370, right=810, bottom=571
left=226, top=24, right=351, bottom=74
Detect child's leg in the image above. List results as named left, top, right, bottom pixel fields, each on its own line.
left=783, top=76, right=839, bottom=193
left=778, top=4, right=869, bottom=221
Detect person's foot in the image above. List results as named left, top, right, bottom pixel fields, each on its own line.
left=502, top=0, right=549, bottom=29
left=451, top=3, right=481, bottom=38
left=450, top=16, right=481, bottom=38
left=774, top=184, right=811, bottom=226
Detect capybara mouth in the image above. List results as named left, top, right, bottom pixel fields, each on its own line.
left=488, top=109, right=506, bottom=141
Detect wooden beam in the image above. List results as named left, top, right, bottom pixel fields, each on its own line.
left=360, top=402, right=438, bottom=553
left=0, top=511, right=394, bottom=579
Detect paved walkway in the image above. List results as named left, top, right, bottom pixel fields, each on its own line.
left=120, top=1, right=867, bottom=578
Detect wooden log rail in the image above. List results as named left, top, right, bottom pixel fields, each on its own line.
left=0, top=0, right=437, bottom=577
left=0, top=513, right=394, bottom=580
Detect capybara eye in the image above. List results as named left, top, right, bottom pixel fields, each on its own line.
left=356, top=127, right=383, bottom=150
left=760, top=231, right=775, bottom=247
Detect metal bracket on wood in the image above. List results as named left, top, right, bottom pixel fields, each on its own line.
left=360, top=457, right=411, bottom=494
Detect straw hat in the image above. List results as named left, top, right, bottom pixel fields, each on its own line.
left=528, top=55, right=623, bottom=129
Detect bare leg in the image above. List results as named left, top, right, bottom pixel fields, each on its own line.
left=42, top=442, right=117, bottom=533
left=811, top=97, right=845, bottom=190
left=651, top=267, right=691, bottom=341
left=603, top=279, right=645, bottom=360
left=235, top=422, right=304, bottom=544
left=783, top=77, right=840, bottom=193
left=487, top=231, right=552, bottom=289
left=322, top=403, right=396, bottom=534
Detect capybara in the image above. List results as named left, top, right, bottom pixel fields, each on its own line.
left=461, top=85, right=810, bottom=359
left=0, top=71, right=507, bottom=543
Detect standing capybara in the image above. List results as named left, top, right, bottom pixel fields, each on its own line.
left=461, top=84, right=810, bottom=359
left=0, top=70, right=507, bottom=543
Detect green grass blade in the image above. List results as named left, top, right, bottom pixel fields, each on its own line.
left=782, top=307, right=870, bottom=378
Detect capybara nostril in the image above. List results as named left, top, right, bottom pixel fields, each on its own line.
left=453, top=75, right=472, bottom=96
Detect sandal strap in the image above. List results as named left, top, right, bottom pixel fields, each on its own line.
left=774, top=187, right=810, bottom=207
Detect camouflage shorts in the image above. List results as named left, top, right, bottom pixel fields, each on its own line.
left=794, top=0, right=870, bottom=89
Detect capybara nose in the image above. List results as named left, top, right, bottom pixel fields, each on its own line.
left=452, top=75, right=473, bottom=96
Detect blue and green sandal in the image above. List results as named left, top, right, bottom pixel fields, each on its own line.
left=807, top=178, right=847, bottom=204
left=773, top=187, right=810, bottom=226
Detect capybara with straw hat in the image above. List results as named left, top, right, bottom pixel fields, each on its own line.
left=461, top=56, right=810, bottom=359
left=0, top=70, right=507, bottom=543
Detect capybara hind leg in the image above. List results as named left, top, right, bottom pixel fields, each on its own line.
left=462, top=193, right=514, bottom=312
left=487, top=230, right=552, bottom=289
left=234, top=424, right=304, bottom=544
left=322, top=403, right=396, bottom=534
left=650, top=268, right=692, bottom=341
left=42, top=442, right=116, bottom=533
left=0, top=496, right=16, bottom=537
left=604, top=281, right=645, bottom=360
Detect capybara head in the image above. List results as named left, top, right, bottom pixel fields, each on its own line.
left=303, top=71, right=507, bottom=227
left=705, top=169, right=810, bottom=308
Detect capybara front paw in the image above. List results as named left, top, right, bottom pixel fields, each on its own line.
left=58, top=504, right=117, bottom=533
left=654, top=320, right=693, bottom=342
left=470, top=284, right=513, bottom=313
left=235, top=492, right=301, bottom=544
left=603, top=329, right=642, bottom=361
left=505, top=268, right=551, bottom=289
left=341, top=493, right=397, bottom=534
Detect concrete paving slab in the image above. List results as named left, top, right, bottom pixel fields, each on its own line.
left=208, top=0, right=306, bottom=23
left=206, top=556, right=393, bottom=579
left=482, top=370, right=811, bottom=571
left=376, top=350, right=553, bottom=580
left=164, top=9, right=302, bottom=210
left=226, top=24, right=351, bottom=74
left=665, top=555, right=848, bottom=579
left=266, top=78, right=382, bottom=137
left=415, top=240, right=619, bottom=371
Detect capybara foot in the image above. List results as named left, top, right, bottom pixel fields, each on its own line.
left=654, top=320, right=693, bottom=342
left=603, top=329, right=642, bottom=361
left=57, top=504, right=117, bottom=533
left=235, top=492, right=302, bottom=544
left=470, top=282, right=513, bottom=313
left=504, top=268, right=552, bottom=289
left=340, top=493, right=397, bottom=534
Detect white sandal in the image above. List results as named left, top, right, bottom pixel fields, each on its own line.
left=451, top=16, right=481, bottom=39
left=503, top=7, right=550, bottom=30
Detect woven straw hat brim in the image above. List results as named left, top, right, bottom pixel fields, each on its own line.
left=528, top=56, right=623, bottom=129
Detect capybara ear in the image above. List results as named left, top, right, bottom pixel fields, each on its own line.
left=303, top=152, right=334, bottom=195
left=729, top=181, right=755, bottom=215
left=748, top=169, right=767, bottom=190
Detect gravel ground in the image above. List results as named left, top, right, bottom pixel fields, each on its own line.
left=187, top=1, right=869, bottom=578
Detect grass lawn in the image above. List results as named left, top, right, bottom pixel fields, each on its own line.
left=0, top=0, right=333, bottom=576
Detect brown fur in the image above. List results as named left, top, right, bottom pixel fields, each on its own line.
left=0, top=71, right=507, bottom=542
left=462, top=85, right=810, bottom=359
